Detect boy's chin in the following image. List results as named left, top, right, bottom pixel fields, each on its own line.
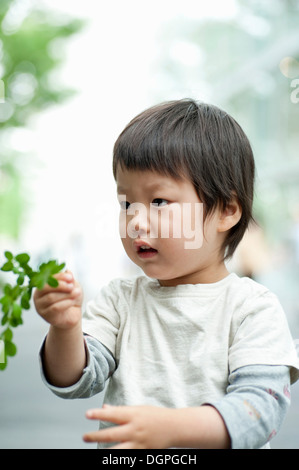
left=140, top=266, right=178, bottom=283
left=133, top=262, right=165, bottom=280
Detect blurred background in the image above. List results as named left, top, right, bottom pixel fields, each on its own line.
left=1, top=0, right=299, bottom=448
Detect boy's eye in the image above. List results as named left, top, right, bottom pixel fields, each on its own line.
left=119, top=199, right=169, bottom=210
left=151, top=198, right=169, bottom=207
left=119, top=200, right=130, bottom=210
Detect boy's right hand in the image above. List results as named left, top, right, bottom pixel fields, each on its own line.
left=33, top=271, right=83, bottom=330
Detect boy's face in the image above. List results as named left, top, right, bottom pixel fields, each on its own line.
left=116, top=168, right=228, bottom=285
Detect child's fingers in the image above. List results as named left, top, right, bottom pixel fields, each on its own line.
left=42, top=297, right=81, bottom=318
left=83, top=424, right=131, bottom=444
left=34, top=281, right=74, bottom=300
left=34, top=272, right=75, bottom=298
left=36, top=288, right=80, bottom=310
left=85, top=406, right=131, bottom=424
left=53, top=270, right=74, bottom=284
left=48, top=270, right=74, bottom=285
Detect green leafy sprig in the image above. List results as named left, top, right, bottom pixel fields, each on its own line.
left=0, top=251, right=65, bottom=370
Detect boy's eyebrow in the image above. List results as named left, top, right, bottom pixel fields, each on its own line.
left=117, top=181, right=175, bottom=194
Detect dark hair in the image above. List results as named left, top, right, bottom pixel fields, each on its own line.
left=113, top=98, right=255, bottom=259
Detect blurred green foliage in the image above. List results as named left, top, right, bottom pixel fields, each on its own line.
left=0, top=0, right=85, bottom=238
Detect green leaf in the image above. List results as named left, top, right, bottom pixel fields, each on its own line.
left=11, top=285, right=21, bottom=300
left=4, top=284, right=12, bottom=296
left=12, top=303, right=22, bottom=319
left=15, top=253, right=30, bottom=265
left=4, top=251, right=13, bottom=260
left=1, top=261, right=13, bottom=272
left=0, top=295, right=11, bottom=315
left=1, top=314, right=9, bottom=326
left=9, top=316, right=23, bottom=327
left=47, top=277, right=59, bottom=288
left=20, top=291, right=30, bottom=310
left=2, top=328, right=13, bottom=342
left=5, top=340, right=17, bottom=357
left=17, top=273, right=25, bottom=285
left=27, top=287, right=33, bottom=300
left=23, top=264, right=33, bottom=276
left=29, top=275, right=43, bottom=290
left=30, top=260, right=65, bottom=290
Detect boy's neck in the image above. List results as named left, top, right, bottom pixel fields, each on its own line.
left=158, top=262, right=230, bottom=287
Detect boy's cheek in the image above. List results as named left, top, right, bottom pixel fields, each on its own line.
left=155, top=204, right=182, bottom=240
left=119, top=212, right=129, bottom=239
left=120, top=236, right=131, bottom=255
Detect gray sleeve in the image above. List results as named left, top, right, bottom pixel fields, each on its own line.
left=39, top=334, right=116, bottom=399
left=208, top=364, right=291, bottom=449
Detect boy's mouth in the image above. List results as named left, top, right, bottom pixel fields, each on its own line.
left=134, top=241, right=158, bottom=259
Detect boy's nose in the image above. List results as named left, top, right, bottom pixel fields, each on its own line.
left=125, top=202, right=151, bottom=239
left=130, top=213, right=149, bottom=237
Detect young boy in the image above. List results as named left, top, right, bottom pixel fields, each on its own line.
left=34, top=99, right=299, bottom=449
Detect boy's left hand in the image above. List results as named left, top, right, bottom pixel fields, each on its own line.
left=83, top=404, right=176, bottom=449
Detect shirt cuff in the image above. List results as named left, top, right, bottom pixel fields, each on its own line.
left=38, top=336, right=93, bottom=399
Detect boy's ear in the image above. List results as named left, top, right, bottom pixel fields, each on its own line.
left=217, top=194, right=242, bottom=233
